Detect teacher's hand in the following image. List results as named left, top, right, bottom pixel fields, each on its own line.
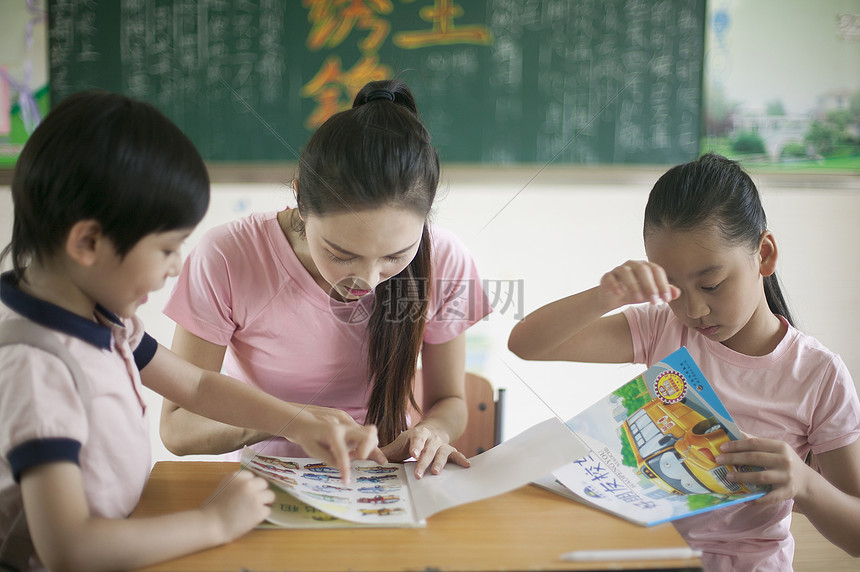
left=381, top=423, right=470, bottom=479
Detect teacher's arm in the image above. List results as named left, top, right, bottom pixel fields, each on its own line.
left=159, top=325, right=272, bottom=455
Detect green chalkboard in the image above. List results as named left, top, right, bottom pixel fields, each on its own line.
left=48, top=0, right=705, bottom=164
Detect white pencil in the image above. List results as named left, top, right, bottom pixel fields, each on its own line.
left=559, top=547, right=702, bottom=562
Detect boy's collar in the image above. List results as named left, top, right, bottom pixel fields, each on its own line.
left=0, top=270, right=116, bottom=350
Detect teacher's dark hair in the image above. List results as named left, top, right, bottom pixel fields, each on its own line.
left=294, top=79, right=439, bottom=444
left=643, top=153, right=794, bottom=327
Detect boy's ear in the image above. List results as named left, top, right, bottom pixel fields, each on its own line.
left=65, top=220, right=104, bottom=266
left=758, top=231, right=778, bottom=277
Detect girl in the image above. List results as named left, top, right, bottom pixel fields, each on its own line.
left=160, top=79, right=492, bottom=479
left=0, top=90, right=381, bottom=571
left=508, top=153, right=860, bottom=570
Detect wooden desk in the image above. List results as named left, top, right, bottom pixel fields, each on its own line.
left=133, top=461, right=701, bottom=571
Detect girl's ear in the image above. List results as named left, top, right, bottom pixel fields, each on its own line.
left=65, top=220, right=104, bottom=267
left=291, top=179, right=304, bottom=221
left=758, top=231, right=778, bottom=277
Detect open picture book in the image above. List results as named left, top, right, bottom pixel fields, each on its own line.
left=534, top=346, right=767, bottom=526
left=241, top=415, right=589, bottom=528
left=243, top=347, right=764, bottom=529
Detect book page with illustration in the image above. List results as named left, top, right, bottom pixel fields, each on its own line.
left=535, top=347, right=766, bottom=526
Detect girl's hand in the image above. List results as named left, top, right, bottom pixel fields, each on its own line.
left=716, top=435, right=816, bottom=504
left=599, top=260, right=680, bottom=311
left=201, top=470, right=275, bottom=543
left=381, top=423, right=470, bottom=479
left=288, top=407, right=386, bottom=483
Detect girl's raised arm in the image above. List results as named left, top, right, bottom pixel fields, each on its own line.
left=507, top=260, right=679, bottom=364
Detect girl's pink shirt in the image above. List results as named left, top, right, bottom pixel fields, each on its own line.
left=624, top=302, right=860, bottom=571
left=164, top=211, right=492, bottom=458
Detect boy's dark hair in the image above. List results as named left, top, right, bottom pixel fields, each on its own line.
left=643, top=152, right=794, bottom=327
left=294, top=79, right=439, bottom=444
left=2, top=90, right=209, bottom=281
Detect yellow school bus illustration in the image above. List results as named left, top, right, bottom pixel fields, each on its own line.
left=621, top=399, right=759, bottom=496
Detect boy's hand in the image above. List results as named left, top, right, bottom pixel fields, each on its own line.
left=599, top=260, right=680, bottom=311
left=202, top=471, right=274, bottom=543
left=289, top=412, right=385, bottom=484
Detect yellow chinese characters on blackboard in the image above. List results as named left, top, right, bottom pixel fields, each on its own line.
left=301, top=0, right=493, bottom=129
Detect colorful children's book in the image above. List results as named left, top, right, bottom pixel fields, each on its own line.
left=534, top=347, right=767, bottom=527
left=242, top=416, right=589, bottom=528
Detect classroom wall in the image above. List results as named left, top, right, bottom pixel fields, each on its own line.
left=1, top=170, right=859, bottom=464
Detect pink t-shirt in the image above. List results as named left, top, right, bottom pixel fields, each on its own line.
left=164, top=212, right=492, bottom=457
left=624, top=303, right=860, bottom=571
left=0, top=272, right=156, bottom=553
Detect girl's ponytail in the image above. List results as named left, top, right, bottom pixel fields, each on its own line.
left=764, top=273, right=795, bottom=328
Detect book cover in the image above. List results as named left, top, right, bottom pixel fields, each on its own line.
left=535, top=347, right=766, bottom=526
left=243, top=416, right=589, bottom=528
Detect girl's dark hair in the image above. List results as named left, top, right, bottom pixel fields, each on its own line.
left=2, top=90, right=209, bottom=281
left=295, top=79, right=439, bottom=444
left=643, top=153, right=794, bottom=327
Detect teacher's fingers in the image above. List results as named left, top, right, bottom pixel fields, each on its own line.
left=445, top=449, right=470, bottom=469
left=414, top=444, right=470, bottom=479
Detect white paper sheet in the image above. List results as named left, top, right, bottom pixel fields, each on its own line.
left=407, top=417, right=589, bottom=520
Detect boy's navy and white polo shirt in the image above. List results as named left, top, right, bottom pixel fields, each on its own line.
left=0, top=271, right=158, bottom=542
